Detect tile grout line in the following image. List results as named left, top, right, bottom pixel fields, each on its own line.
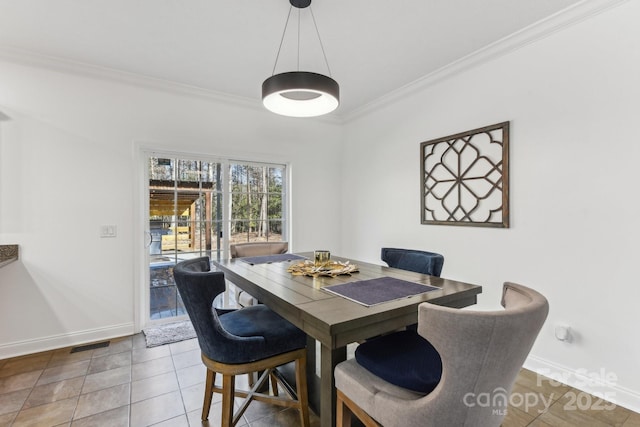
left=69, top=349, right=93, bottom=425
left=169, top=340, right=191, bottom=426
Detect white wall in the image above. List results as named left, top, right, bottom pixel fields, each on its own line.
left=0, top=62, right=343, bottom=357
left=340, top=1, right=640, bottom=411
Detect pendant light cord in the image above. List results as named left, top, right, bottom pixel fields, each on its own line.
left=297, top=7, right=301, bottom=71
left=271, top=6, right=294, bottom=76
left=310, top=6, right=332, bottom=77
left=270, top=3, right=333, bottom=77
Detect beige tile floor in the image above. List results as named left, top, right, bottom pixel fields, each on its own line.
left=0, top=333, right=638, bottom=427
left=0, top=334, right=322, bottom=427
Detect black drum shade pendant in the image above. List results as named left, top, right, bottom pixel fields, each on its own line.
left=262, top=0, right=339, bottom=117
left=262, top=72, right=339, bottom=118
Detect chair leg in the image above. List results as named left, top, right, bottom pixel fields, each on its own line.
left=202, top=369, right=215, bottom=421
left=249, top=370, right=269, bottom=392
left=337, top=390, right=351, bottom=427
left=337, top=389, right=381, bottom=427
left=270, top=371, right=279, bottom=396
left=295, top=355, right=310, bottom=427
left=221, top=374, right=236, bottom=427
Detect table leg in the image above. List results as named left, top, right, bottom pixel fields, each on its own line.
left=305, top=336, right=320, bottom=413
left=320, top=343, right=346, bottom=427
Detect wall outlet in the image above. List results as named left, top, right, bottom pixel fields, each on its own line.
left=100, top=225, right=117, bottom=238
left=555, top=325, right=572, bottom=342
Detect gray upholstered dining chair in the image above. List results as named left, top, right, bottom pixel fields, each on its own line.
left=230, top=241, right=289, bottom=307
left=173, top=256, right=309, bottom=427
left=334, top=282, right=549, bottom=427
left=230, top=241, right=289, bottom=258
left=381, top=247, right=444, bottom=277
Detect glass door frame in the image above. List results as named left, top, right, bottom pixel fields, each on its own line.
left=135, top=148, right=230, bottom=329
left=134, top=146, right=291, bottom=331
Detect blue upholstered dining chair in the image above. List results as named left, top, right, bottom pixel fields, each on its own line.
left=381, top=247, right=444, bottom=277
left=381, top=247, right=445, bottom=332
left=173, top=256, right=310, bottom=427
left=335, top=282, right=549, bottom=427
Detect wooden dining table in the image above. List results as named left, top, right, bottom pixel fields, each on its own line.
left=212, top=252, right=482, bottom=427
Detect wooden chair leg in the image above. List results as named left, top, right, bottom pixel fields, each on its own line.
left=270, top=371, right=279, bottom=396
left=249, top=370, right=270, bottom=392
left=295, top=355, right=310, bottom=427
left=247, top=371, right=255, bottom=387
left=200, top=350, right=310, bottom=426
left=337, top=390, right=351, bottom=427
left=337, top=389, right=381, bottom=427
left=221, top=374, right=236, bottom=427
left=202, top=369, right=215, bottom=421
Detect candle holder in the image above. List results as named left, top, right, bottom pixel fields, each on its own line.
left=314, top=250, right=331, bottom=267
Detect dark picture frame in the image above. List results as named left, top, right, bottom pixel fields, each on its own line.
left=420, top=122, right=509, bottom=228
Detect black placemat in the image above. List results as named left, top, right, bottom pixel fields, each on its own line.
left=239, top=253, right=307, bottom=265
left=323, top=277, right=439, bottom=306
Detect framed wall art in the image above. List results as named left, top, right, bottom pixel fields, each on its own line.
left=420, top=121, right=509, bottom=228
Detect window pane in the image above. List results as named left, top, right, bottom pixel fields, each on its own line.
left=249, top=222, right=266, bottom=242
left=247, top=196, right=264, bottom=220
left=230, top=164, right=248, bottom=191
left=229, top=222, right=249, bottom=245
left=177, top=160, right=202, bottom=183
left=173, top=191, right=198, bottom=217
left=268, top=194, right=282, bottom=218
left=149, top=189, right=173, bottom=217
left=248, top=165, right=266, bottom=193
left=269, top=166, right=284, bottom=192
left=149, top=157, right=175, bottom=181
left=231, top=194, right=265, bottom=220
left=268, top=221, right=283, bottom=238
left=228, top=162, right=286, bottom=245
left=200, top=161, right=217, bottom=184
left=231, top=193, right=248, bottom=219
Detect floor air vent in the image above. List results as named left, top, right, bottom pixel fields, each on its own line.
left=70, top=341, right=110, bottom=353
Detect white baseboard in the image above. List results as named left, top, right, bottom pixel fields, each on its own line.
left=0, top=323, right=135, bottom=359
left=525, top=355, right=640, bottom=414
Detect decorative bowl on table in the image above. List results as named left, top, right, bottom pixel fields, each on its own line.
left=287, top=260, right=359, bottom=277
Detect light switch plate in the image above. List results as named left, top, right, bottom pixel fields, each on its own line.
left=100, top=225, right=117, bottom=238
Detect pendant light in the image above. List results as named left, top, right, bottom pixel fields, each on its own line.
left=262, top=0, right=339, bottom=117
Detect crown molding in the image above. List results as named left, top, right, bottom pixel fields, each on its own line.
left=0, top=46, right=262, bottom=109
left=0, top=46, right=343, bottom=124
left=343, top=0, right=629, bottom=123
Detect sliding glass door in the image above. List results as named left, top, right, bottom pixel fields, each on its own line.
left=144, top=154, right=287, bottom=324
left=147, top=157, right=223, bottom=320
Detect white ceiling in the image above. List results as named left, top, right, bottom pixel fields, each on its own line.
left=0, top=0, right=598, bottom=118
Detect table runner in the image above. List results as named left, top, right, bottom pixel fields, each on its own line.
left=323, top=277, right=439, bottom=306
left=238, top=253, right=307, bottom=265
